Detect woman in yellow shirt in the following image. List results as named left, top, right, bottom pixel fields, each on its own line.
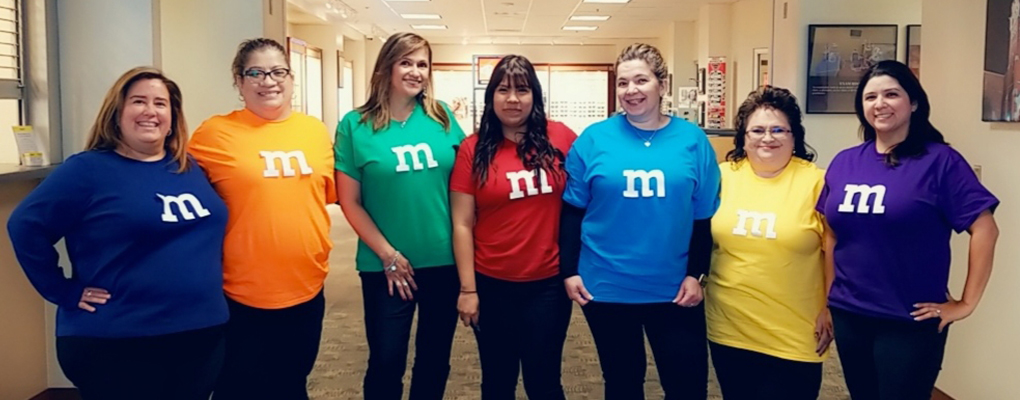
left=705, top=86, right=833, bottom=400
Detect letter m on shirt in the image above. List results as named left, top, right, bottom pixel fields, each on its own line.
left=157, top=193, right=211, bottom=223
left=622, top=169, right=665, bottom=198
left=391, top=143, right=439, bottom=172
left=837, top=184, right=887, bottom=214
left=260, top=150, right=313, bottom=177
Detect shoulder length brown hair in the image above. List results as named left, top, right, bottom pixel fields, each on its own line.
left=357, top=32, right=451, bottom=132
left=85, top=66, right=189, bottom=173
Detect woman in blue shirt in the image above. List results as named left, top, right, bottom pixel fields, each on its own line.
left=7, top=67, right=229, bottom=400
left=559, top=43, right=720, bottom=399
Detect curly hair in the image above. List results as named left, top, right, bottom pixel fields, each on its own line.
left=727, top=85, right=816, bottom=163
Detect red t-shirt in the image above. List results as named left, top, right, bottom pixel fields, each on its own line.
left=450, top=121, right=577, bottom=281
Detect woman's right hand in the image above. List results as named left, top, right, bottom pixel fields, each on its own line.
left=458, top=292, right=479, bottom=327
left=564, top=275, right=594, bottom=306
left=79, top=287, right=111, bottom=312
left=382, top=251, right=417, bottom=301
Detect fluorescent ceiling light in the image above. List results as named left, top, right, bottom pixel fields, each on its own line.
left=582, top=0, right=630, bottom=3
left=570, top=15, right=611, bottom=21
left=387, top=0, right=429, bottom=2
left=563, top=26, right=598, bottom=31
left=401, top=13, right=442, bottom=19
left=411, top=24, right=448, bottom=30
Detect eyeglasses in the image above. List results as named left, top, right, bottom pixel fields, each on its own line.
left=242, top=68, right=291, bottom=82
left=747, top=126, right=791, bottom=138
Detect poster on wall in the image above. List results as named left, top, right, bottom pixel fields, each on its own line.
left=982, top=0, right=1020, bottom=121
left=806, top=25, right=897, bottom=114
left=473, top=55, right=504, bottom=87
left=906, top=25, right=921, bottom=78
left=706, top=57, right=726, bottom=129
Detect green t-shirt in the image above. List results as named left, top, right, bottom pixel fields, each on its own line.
left=335, top=103, right=466, bottom=272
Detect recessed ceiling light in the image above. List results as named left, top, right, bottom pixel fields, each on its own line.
left=411, top=24, right=448, bottom=30
left=582, top=0, right=630, bottom=3
left=570, top=15, right=611, bottom=21
left=401, top=13, right=442, bottom=19
left=563, top=26, right=598, bottom=31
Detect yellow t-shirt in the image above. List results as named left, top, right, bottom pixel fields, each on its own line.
left=706, top=158, right=828, bottom=362
left=189, top=109, right=337, bottom=309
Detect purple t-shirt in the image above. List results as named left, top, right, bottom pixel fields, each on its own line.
left=817, top=141, right=998, bottom=321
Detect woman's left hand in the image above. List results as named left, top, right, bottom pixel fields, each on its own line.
left=672, top=276, right=703, bottom=307
left=912, top=297, right=974, bottom=333
left=814, top=307, right=834, bottom=356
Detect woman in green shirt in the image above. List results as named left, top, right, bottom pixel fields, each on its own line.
left=334, top=32, right=465, bottom=400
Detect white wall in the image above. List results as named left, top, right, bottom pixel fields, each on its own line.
left=924, top=1, right=1020, bottom=398
left=697, top=3, right=735, bottom=128
left=771, top=0, right=921, bottom=165
left=430, top=44, right=620, bottom=65
left=57, top=0, right=157, bottom=157
left=160, top=0, right=264, bottom=131
left=344, top=35, right=368, bottom=108
left=731, top=0, right=773, bottom=104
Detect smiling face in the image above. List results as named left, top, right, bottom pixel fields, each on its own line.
left=235, top=48, right=293, bottom=115
left=117, top=78, right=171, bottom=153
left=390, top=47, right=430, bottom=101
left=861, top=74, right=915, bottom=136
left=743, top=107, right=794, bottom=168
left=492, top=76, right=533, bottom=131
left=616, top=59, right=666, bottom=120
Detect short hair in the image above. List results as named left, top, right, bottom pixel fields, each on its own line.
left=231, top=38, right=289, bottom=86
left=727, top=85, right=816, bottom=163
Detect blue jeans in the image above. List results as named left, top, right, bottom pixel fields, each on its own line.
left=360, top=265, right=460, bottom=400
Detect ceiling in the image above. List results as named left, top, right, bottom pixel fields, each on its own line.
left=287, top=0, right=739, bottom=45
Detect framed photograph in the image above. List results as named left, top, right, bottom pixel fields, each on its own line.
left=906, top=25, right=921, bottom=78
left=983, top=0, right=1019, bottom=121
left=473, top=55, right=504, bottom=87
left=806, top=24, right=898, bottom=114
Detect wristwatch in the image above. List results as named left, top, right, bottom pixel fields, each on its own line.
left=696, top=274, right=707, bottom=288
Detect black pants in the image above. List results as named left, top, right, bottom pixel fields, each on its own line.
left=709, top=341, right=822, bottom=400
left=213, top=290, right=325, bottom=400
left=361, top=265, right=460, bottom=400
left=57, top=324, right=225, bottom=400
left=474, top=273, right=572, bottom=400
left=582, top=301, right=708, bottom=400
left=831, top=307, right=949, bottom=400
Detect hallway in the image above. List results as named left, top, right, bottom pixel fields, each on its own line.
left=305, top=206, right=851, bottom=399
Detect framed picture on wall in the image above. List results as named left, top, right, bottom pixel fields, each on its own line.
left=473, top=55, right=504, bottom=87
left=906, top=25, right=921, bottom=78
left=752, top=47, right=770, bottom=89
left=806, top=24, right=898, bottom=114
left=982, top=0, right=1020, bottom=121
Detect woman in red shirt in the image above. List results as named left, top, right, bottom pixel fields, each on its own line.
left=450, top=55, right=577, bottom=399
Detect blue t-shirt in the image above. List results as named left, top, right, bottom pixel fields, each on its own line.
left=7, top=150, right=229, bottom=338
left=563, top=115, right=721, bottom=303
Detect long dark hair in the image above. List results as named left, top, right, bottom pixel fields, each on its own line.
left=854, top=60, right=946, bottom=166
left=727, top=85, right=815, bottom=163
left=472, top=55, right=564, bottom=185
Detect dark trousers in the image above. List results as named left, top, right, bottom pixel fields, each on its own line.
left=474, top=273, right=572, bottom=400
left=213, top=290, right=326, bottom=400
left=361, top=265, right=460, bottom=400
left=709, top=341, right=822, bottom=400
left=582, top=301, right=708, bottom=400
left=831, top=307, right=949, bottom=400
left=57, top=324, right=225, bottom=400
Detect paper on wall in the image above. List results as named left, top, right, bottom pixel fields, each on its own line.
left=12, top=125, right=49, bottom=167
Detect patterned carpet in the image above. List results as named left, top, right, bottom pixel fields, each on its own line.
left=309, top=206, right=851, bottom=399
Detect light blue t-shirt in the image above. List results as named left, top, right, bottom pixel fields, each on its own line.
left=563, top=114, right=721, bottom=304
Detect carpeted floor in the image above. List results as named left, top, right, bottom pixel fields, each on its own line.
left=308, top=206, right=851, bottom=399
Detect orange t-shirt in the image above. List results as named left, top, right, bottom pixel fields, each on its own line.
left=189, top=109, right=337, bottom=309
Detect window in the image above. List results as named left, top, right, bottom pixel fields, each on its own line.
left=287, top=37, right=323, bottom=121
left=0, top=0, right=22, bottom=165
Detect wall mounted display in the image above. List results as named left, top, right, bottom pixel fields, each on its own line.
left=806, top=24, right=897, bottom=114
left=906, top=25, right=921, bottom=78
left=706, top=57, right=727, bottom=129
left=983, top=0, right=1020, bottom=121
left=473, top=55, right=504, bottom=87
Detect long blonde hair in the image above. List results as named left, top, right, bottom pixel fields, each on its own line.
left=85, top=67, right=189, bottom=173
left=357, top=32, right=451, bottom=132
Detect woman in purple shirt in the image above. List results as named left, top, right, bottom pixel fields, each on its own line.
left=817, top=60, right=999, bottom=400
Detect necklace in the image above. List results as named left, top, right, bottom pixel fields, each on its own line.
left=630, top=117, right=665, bottom=147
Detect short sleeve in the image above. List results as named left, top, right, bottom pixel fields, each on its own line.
left=938, top=149, right=999, bottom=233
left=692, top=134, right=721, bottom=220
left=334, top=113, right=361, bottom=181
left=449, top=138, right=476, bottom=195
left=188, top=119, right=230, bottom=179
left=318, top=122, right=339, bottom=204
left=562, top=133, right=592, bottom=208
